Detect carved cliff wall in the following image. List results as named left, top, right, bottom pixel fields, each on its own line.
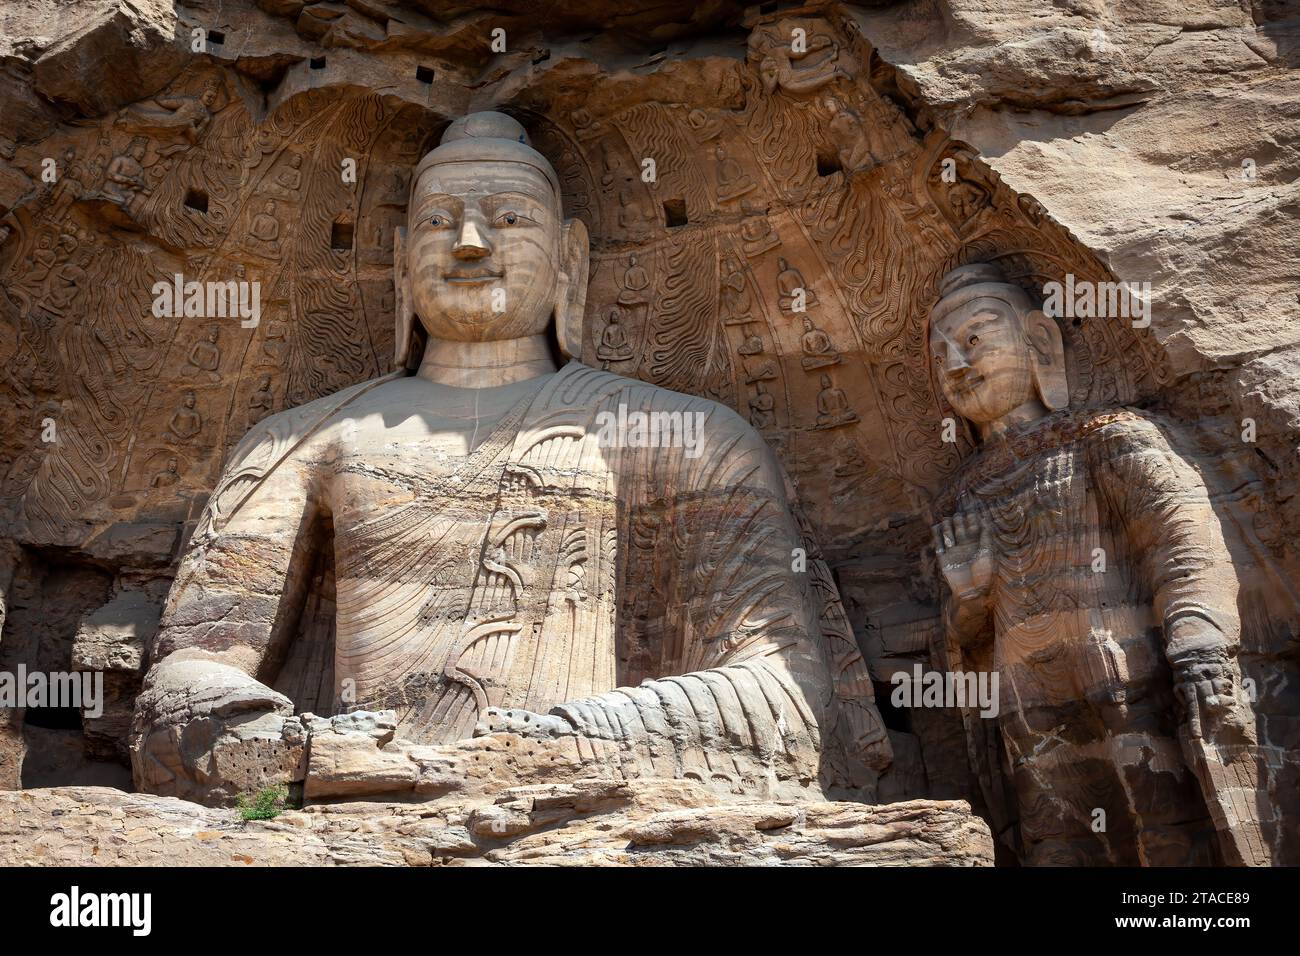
left=0, top=0, right=1295, bottom=861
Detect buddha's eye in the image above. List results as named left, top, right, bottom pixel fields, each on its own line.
left=428, top=213, right=451, bottom=228
left=494, top=210, right=520, bottom=226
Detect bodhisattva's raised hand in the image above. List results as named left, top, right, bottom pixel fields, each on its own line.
left=932, top=508, right=994, bottom=603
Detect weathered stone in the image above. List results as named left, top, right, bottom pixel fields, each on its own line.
left=0, top=784, right=994, bottom=866
left=13, top=726, right=131, bottom=790
left=83, top=522, right=179, bottom=567
left=70, top=590, right=157, bottom=761
left=303, top=715, right=417, bottom=799
left=855, top=0, right=1300, bottom=373
left=0, top=0, right=1295, bottom=868
left=126, top=109, right=890, bottom=813
left=130, top=659, right=304, bottom=804
left=72, top=590, right=156, bottom=674
left=927, top=261, right=1275, bottom=866
left=26, top=0, right=190, bottom=116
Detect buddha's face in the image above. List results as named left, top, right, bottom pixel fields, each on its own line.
left=407, top=159, right=560, bottom=342
left=930, top=295, right=1036, bottom=425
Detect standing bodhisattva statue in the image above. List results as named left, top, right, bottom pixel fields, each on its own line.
left=131, top=112, right=889, bottom=804
left=927, top=262, right=1271, bottom=866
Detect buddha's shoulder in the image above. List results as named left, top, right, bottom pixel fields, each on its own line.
left=1077, top=405, right=1177, bottom=450
left=569, top=362, right=748, bottom=424
left=224, top=373, right=401, bottom=467
left=565, top=365, right=762, bottom=450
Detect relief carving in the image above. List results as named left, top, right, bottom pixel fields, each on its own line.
left=0, top=1, right=1290, bottom=872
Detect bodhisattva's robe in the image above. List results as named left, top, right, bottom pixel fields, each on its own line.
left=938, top=407, right=1262, bottom=865
left=147, top=361, right=885, bottom=795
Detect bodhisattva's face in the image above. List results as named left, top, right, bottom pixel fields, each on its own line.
left=930, top=296, right=1036, bottom=425
left=407, top=160, right=560, bottom=342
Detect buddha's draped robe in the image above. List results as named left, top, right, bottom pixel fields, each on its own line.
left=154, top=361, right=882, bottom=793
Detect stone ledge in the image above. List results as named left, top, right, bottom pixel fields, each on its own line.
left=0, top=783, right=994, bottom=867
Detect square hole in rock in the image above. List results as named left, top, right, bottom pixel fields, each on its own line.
left=331, top=221, right=354, bottom=251
left=663, top=199, right=687, bottom=228
left=183, top=189, right=209, bottom=213
left=416, top=65, right=435, bottom=83
left=310, top=57, right=326, bottom=70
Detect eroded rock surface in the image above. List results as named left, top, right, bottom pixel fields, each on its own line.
left=0, top=782, right=993, bottom=866
left=0, top=0, right=1295, bottom=867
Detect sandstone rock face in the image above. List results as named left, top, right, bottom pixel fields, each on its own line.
left=0, top=783, right=993, bottom=866
left=25, top=0, right=190, bottom=117
left=856, top=0, right=1300, bottom=374
left=0, top=0, right=1295, bottom=866
left=72, top=589, right=156, bottom=761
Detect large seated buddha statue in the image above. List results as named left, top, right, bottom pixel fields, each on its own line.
left=129, top=112, right=890, bottom=806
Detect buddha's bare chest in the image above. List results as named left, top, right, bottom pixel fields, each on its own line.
left=319, top=402, right=531, bottom=616
left=323, top=409, right=518, bottom=524
left=307, top=407, right=616, bottom=736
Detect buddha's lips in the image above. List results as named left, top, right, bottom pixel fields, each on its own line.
left=443, top=271, right=502, bottom=285
left=949, top=373, right=985, bottom=393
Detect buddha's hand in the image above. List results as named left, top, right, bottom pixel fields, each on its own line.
left=473, top=706, right=576, bottom=739
left=130, top=655, right=297, bottom=804
left=933, top=508, right=994, bottom=602
left=413, top=715, right=601, bottom=799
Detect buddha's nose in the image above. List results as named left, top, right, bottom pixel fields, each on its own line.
left=945, top=349, right=972, bottom=375
left=453, top=210, right=492, bottom=259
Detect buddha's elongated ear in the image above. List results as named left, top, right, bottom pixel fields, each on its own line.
left=1025, top=309, right=1069, bottom=411
left=554, top=217, right=590, bottom=361
left=393, top=225, right=419, bottom=370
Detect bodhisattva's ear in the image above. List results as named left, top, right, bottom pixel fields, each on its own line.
left=393, top=225, right=419, bottom=370
left=554, top=217, right=590, bottom=362
left=1025, top=309, right=1069, bottom=411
